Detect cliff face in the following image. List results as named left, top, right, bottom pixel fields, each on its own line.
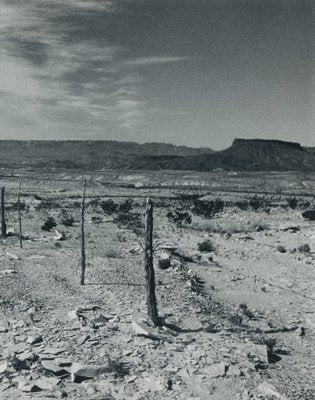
left=231, top=138, right=302, bottom=150
left=153, top=138, right=315, bottom=172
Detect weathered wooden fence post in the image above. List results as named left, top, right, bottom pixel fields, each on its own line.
left=17, top=180, right=23, bottom=249
left=1, top=187, right=6, bottom=238
left=80, top=179, right=87, bottom=285
left=144, top=197, right=159, bottom=326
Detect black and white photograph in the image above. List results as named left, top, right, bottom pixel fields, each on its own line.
left=0, top=0, right=314, bottom=399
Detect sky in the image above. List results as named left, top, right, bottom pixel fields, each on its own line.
left=0, top=0, right=314, bottom=150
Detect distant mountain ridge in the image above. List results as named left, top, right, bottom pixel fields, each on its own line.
left=0, top=138, right=314, bottom=172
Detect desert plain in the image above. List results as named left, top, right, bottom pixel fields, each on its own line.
left=0, top=169, right=314, bottom=399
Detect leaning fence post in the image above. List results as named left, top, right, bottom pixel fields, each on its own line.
left=17, top=180, right=23, bottom=249
left=1, top=187, right=6, bottom=238
left=80, top=179, right=87, bottom=285
left=144, top=197, right=159, bottom=326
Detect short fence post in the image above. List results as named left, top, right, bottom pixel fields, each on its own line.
left=1, top=187, right=6, bottom=238
left=144, top=197, right=159, bottom=326
left=80, top=179, right=87, bottom=285
left=17, top=180, right=23, bottom=249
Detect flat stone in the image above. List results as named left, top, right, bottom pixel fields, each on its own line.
left=77, top=334, right=90, bottom=346
left=71, top=362, right=110, bottom=382
left=41, top=360, right=70, bottom=375
left=257, top=381, right=287, bottom=399
left=43, top=346, right=66, bottom=355
left=204, top=362, right=227, bottom=378
left=6, top=252, right=20, bottom=260
left=226, top=365, right=242, bottom=377
left=35, top=376, right=60, bottom=391
left=0, top=362, right=8, bottom=374
left=18, top=380, right=38, bottom=392
left=246, top=343, right=269, bottom=363
left=55, top=358, right=72, bottom=367
left=6, top=342, right=29, bottom=355
left=26, top=335, right=43, bottom=345
left=0, top=269, right=17, bottom=274
left=0, top=320, right=9, bottom=332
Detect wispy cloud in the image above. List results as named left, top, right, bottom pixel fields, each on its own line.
left=124, top=56, right=187, bottom=67
left=0, top=0, right=146, bottom=138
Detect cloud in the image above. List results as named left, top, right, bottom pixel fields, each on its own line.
left=0, top=0, right=145, bottom=138
left=124, top=56, right=187, bottom=67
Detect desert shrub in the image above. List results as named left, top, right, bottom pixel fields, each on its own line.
left=249, top=196, right=264, bottom=211
left=298, top=243, right=311, bottom=253
left=300, top=201, right=310, bottom=209
left=192, top=199, right=224, bottom=219
left=276, top=245, right=287, bottom=253
left=88, top=198, right=100, bottom=211
left=176, top=192, right=201, bottom=201
left=115, top=231, right=128, bottom=242
left=100, top=199, right=117, bottom=214
left=60, top=213, right=75, bottom=227
left=287, top=197, right=298, bottom=210
left=105, top=248, right=119, bottom=258
left=166, top=210, right=192, bottom=227
left=235, top=201, right=249, bottom=210
left=158, top=258, right=171, bottom=270
left=302, top=209, right=315, bottom=221
left=113, top=212, right=143, bottom=235
left=198, top=240, right=215, bottom=253
left=90, top=216, right=103, bottom=224
left=192, top=219, right=269, bottom=234
left=239, top=303, right=254, bottom=319
left=41, top=217, right=57, bottom=231
left=119, top=199, right=133, bottom=213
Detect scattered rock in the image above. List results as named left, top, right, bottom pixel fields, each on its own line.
left=71, top=362, right=110, bottom=383
left=54, top=230, right=66, bottom=241
left=6, top=252, right=20, bottom=260
left=26, top=335, right=43, bottom=345
left=6, top=342, right=29, bottom=355
left=226, top=365, right=242, bottom=377
left=257, top=381, right=288, bottom=399
left=18, top=380, right=38, bottom=393
left=204, top=362, right=227, bottom=378
left=0, top=362, right=8, bottom=374
left=77, top=334, right=90, bottom=346
left=35, top=376, right=60, bottom=391
left=0, top=269, right=17, bottom=275
left=0, top=320, right=9, bottom=332
left=41, top=360, right=70, bottom=376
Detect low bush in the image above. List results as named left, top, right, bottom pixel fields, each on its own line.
left=113, top=212, right=143, bottom=235
left=41, top=217, right=57, bottom=232
left=276, top=245, right=287, bottom=253
left=198, top=240, right=215, bottom=253
left=100, top=199, right=118, bottom=214
left=249, top=196, right=264, bottom=211
left=298, top=243, right=311, bottom=253
left=302, top=210, right=315, bottom=221
left=287, top=197, right=298, bottom=210
left=235, top=201, right=249, bottom=211
left=118, top=199, right=133, bottom=213
left=166, top=210, right=192, bottom=227
left=192, top=199, right=224, bottom=219
left=158, top=258, right=171, bottom=270
left=60, top=213, right=75, bottom=227
left=105, top=248, right=119, bottom=258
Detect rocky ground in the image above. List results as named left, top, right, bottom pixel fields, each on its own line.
left=0, top=185, right=314, bottom=399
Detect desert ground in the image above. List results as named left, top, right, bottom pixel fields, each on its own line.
left=0, top=170, right=314, bottom=400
